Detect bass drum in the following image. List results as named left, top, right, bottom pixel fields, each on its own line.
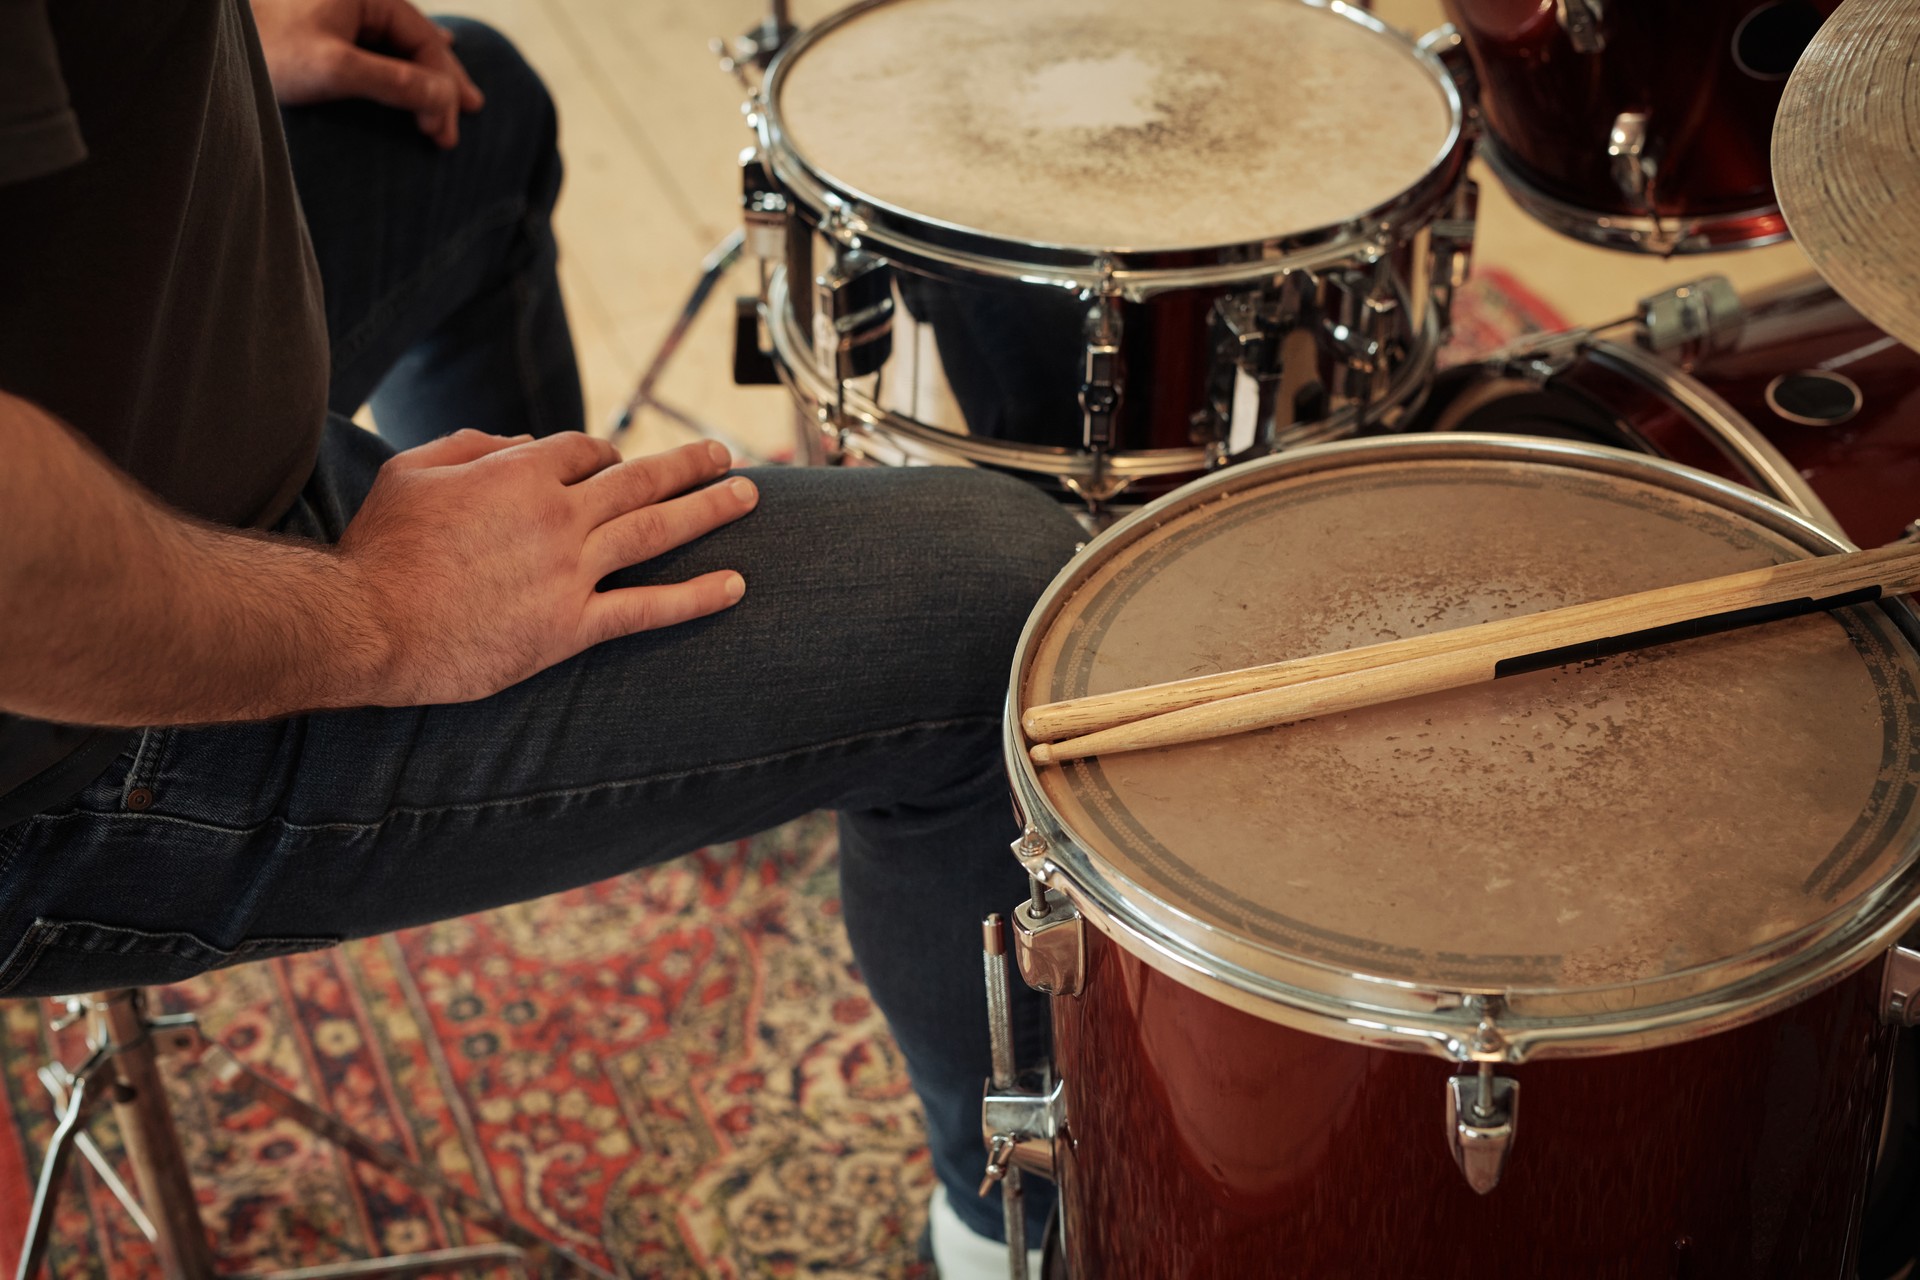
left=1415, top=276, right=1920, bottom=1278
left=1418, top=277, right=1920, bottom=550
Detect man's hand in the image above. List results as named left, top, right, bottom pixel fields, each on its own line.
left=253, top=0, right=485, bottom=148
left=0, top=392, right=756, bottom=727
left=341, top=432, right=757, bottom=707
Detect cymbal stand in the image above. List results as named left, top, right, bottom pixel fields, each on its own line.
left=608, top=0, right=797, bottom=463
left=15, top=989, right=615, bottom=1280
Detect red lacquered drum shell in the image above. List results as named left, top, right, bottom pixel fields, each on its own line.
left=1052, top=929, right=1894, bottom=1280
left=1679, top=284, right=1920, bottom=549
left=1443, top=1, right=1838, bottom=250
left=1432, top=280, right=1920, bottom=548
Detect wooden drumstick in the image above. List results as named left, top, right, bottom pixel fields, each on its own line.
left=1025, top=539, right=1920, bottom=765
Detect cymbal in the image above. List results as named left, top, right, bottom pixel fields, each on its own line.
left=1773, top=0, right=1920, bottom=350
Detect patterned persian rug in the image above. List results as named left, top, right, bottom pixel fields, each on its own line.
left=0, top=271, right=1562, bottom=1279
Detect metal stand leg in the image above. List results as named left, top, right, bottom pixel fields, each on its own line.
left=609, top=0, right=805, bottom=467
left=13, top=990, right=616, bottom=1280
left=17, top=1058, right=110, bottom=1280
left=607, top=230, right=771, bottom=464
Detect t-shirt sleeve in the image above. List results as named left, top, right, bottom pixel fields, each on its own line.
left=0, top=0, right=86, bottom=186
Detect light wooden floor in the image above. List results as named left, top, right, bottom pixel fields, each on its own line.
left=437, top=0, right=1822, bottom=465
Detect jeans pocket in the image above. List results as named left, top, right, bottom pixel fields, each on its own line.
left=0, top=919, right=340, bottom=999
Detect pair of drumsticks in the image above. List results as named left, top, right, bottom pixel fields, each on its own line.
left=1022, top=540, right=1920, bottom=765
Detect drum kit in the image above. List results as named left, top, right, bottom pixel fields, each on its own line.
left=656, top=0, right=1920, bottom=1273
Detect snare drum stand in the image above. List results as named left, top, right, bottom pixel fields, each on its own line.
left=607, top=0, right=796, bottom=463
left=15, top=989, right=614, bottom=1280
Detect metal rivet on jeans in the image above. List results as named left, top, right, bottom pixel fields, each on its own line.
left=125, top=787, right=155, bottom=812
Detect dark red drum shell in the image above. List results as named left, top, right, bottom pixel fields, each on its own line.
left=1557, top=282, right=1920, bottom=550
left=1443, top=1, right=1837, bottom=222
left=1687, top=284, right=1920, bottom=550
left=1052, top=927, right=1895, bottom=1279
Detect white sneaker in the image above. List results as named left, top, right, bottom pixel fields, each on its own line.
left=927, top=1184, right=1045, bottom=1279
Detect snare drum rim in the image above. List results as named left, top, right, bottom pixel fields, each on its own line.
left=757, top=0, right=1470, bottom=294
left=1005, top=434, right=1920, bottom=1062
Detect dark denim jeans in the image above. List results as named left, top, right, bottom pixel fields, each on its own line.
left=0, top=20, right=1074, bottom=1244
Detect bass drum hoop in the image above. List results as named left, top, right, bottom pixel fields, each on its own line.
left=1459, top=334, right=1847, bottom=538
left=1005, top=433, right=1920, bottom=1064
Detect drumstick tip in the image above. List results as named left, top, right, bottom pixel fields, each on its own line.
left=1028, top=742, right=1057, bottom=766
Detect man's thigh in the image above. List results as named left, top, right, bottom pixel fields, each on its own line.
left=0, top=438, right=1083, bottom=997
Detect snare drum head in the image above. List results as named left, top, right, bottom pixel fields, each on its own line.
left=771, top=0, right=1455, bottom=250
left=1020, top=449, right=1920, bottom=1005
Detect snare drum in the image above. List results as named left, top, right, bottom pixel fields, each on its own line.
left=1422, top=278, right=1920, bottom=548
left=745, top=0, right=1474, bottom=515
left=1442, top=0, right=1837, bottom=253
left=999, top=436, right=1920, bottom=1278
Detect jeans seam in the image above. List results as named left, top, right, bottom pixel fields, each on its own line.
left=331, top=196, right=525, bottom=372
left=123, top=728, right=170, bottom=796
left=0, top=922, right=60, bottom=996
left=17, top=714, right=1002, bottom=838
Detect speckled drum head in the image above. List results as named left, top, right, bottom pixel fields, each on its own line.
left=1019, top=445, right=1920, bottom=1005
left=772, top=0, right=1454, bottom=250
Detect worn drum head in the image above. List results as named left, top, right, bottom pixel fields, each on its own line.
left=1013, top=439, right=1920, bottom=1054
left=770, top=0, right=1456, bottom=251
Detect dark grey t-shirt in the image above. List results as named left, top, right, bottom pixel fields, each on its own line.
left=0, top=0, right=329, bottom=825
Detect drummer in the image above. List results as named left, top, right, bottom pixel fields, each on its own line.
left=0, top=0, right=1074, bottom=1273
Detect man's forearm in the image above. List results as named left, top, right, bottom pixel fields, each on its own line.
left=0, top=392, right=389, bottom=727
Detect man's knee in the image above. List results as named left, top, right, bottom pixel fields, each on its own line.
left=436, top=17, right=561, bottom=203
left=437, top=18, right=551, bottom=123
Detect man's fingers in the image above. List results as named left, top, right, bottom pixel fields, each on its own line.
left=577, top=441, right=733, bottom=527
left=327, top=44, right=460, bottom=128
left=423, top=35, right=486, bottom=113
left=389, top=429, right=531, bottom=471
left=584, top=476, right=759, bottom=577
left=525, top=432, right=623, bottom=484
left=580, top=572, right=748, bottom=646
left=363, top=0, right=451, bottom=56
left=363, top=0, right=482, bottom=128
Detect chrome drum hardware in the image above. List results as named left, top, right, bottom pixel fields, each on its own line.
left=739, top=0, right=1474, bottom=519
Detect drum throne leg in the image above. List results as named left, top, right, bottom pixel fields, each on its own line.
left=13, top=988, right=615, bottom=1280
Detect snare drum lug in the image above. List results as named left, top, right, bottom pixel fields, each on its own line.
left=1079, top=293, right=1125, bottom=454
left=815, top=248, right=894, bottom=382
left=1554, top=0, right=1606, bottom=53
left=1012, top=889, right=1084, bottom=998
left=1445, top=1064, right=1520, bottom=1195
left=1608, top=111, right=1658, bottom=213
left=738, top=148, right=788, bottom=261
left=1332, top=262, right=1397, bottom=410
left=1428, top=179, right=1479, bottom=334
left=1634, top=276, right=1746, bottom=366
left=1880, top=945, right=1920, bottom=1027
